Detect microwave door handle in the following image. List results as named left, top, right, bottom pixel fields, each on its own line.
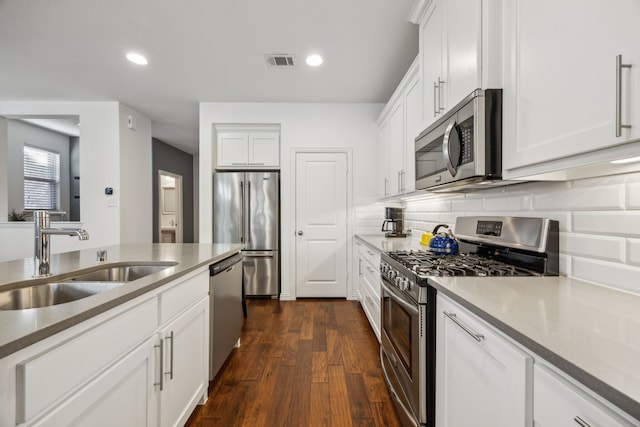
left=442, top=120, right=458, bottom=176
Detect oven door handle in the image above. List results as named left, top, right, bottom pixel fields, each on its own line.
left=380, top=279, right=419, bottom=316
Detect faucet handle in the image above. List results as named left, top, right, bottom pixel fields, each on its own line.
left=97, top=249, right=107, bottom=262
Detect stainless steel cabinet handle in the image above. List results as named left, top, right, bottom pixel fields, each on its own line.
left=616, top=54, right=632, bottom=137
left=573, top=416, right=591, bottom=427
left=231, top=162, right=247, bottom=166
left=165, top=331, right=174, bottom=380
left=433, top=81, right=439, bottom=117
left=400, top=170, right=405, bottom=192
left=443, top=311, right=484, bottom=342
left=366, top=266, right=375, bottom=273
left=248, top=162, right=265, bottom=165
left=437, top=77, right=446, bottom=112
left=384, top=178, right=389, bottom=196
left=367, top=250, right=375, bottom=256
left=297, top=230, right=304, bottom=235
left=154, top=338, right=164, bottom=391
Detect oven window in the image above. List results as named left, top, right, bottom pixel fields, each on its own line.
left=415, top=135, right=446, bottom=180
left=383, top=294, right=412, bottom=372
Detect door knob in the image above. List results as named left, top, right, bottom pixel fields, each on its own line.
left=297, top=230, right=304, bottom=235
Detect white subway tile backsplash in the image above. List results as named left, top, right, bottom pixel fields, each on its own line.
left=562, top=233, right=625, bottom=263
left=573, top=212, right=640, bottom=236
left=572, top=257, right=640, bottom=294
left=354, top=172, right=640, bottom=293
left=533, top=185, right=624, bottom=211
left=627, top=182, right=640, bottom=209
left=482, top=194, right=531, bottom=211
left=627, top=239, right=640, bottom=266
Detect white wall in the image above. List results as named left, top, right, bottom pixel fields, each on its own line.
left=119, top=103, right=152, bottom=243
left=199, top=102, right=383, bottom=299
left=0, top=101, right=152, bottom=262
left=396, top=172, right=640, bottom=294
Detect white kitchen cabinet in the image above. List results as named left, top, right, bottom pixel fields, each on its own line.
left=355, top=239, right=381, bottom=340
left=534, top=363, right=636, bottom=427
left=377, top=58, right=421, bottom=198
left=0, top=267, right=211, bottom=427
left=215, top=127, right=280, bottom=169
left=158, top=297, right=209, bottom=427
left=30, top=336, right=158, bottom=427
left=378, top=118, right=391, bottom=197
left=416, top=0, right=488, bottom=129
left=436, top=294, right=533, bottom=427
left=502, top=0, right=640, bottom=177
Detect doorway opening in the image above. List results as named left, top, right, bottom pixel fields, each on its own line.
left=158, top=170, right=183, bottom=243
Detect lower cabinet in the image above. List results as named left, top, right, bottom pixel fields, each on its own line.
left=534, top=364, right=636, bottom=427
left=158, top=297, right=209, bottom=427
left=0, top=267, right=210, bottom=427
left=31, top=336, right=158, bottom=427
left=436, top=294, right=533, bottom=427
left=355, top=239, right=381, bottom=341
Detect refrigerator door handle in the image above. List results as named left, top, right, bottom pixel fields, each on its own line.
left=243, top=251, right=274, bottom=257
left=247, top=181, right=251, bottom=244
left=240, top=181, right=245, bottom=243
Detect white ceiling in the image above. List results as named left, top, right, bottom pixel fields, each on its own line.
left=0, top=0, right=418, bottom=154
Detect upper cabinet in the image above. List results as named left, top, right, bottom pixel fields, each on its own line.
left=412, top=0, right=501, bottom=129
left=215, top=125, right=280, bottom=169
left=502, top=0, right=640, bottom=178
left=377, top=58, right=421, bottom=198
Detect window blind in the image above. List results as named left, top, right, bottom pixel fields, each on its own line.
left=24, top=145, right=60, bottom=210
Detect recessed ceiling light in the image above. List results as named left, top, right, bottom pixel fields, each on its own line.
left=126, top=52, right=148, bottom=65
left=306, top=54, right=323, bottom=67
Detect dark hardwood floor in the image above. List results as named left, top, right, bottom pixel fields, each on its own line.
left=186, top=298, right=401, bottom=427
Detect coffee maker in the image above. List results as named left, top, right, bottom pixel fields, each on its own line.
left=381, top=207, right=407, bottom=238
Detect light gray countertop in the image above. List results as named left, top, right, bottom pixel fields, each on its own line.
left=0, top=243, right=244, bottom=359
left=355, top=234, right=640, bottom=421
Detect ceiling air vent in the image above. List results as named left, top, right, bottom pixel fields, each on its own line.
left=265, top=54, right=295, bottom=67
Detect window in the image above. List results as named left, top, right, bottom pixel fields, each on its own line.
left=23, top=145, right=60, bottom=210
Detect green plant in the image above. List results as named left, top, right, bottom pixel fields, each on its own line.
left=8, top=209, right=27, bottom=221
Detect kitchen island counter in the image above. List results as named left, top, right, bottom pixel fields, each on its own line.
left=0, top=243, right=244, bottom=358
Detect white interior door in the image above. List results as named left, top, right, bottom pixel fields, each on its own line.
left=295, top=152, right=348, bottom=298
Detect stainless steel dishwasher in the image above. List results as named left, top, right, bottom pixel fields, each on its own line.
left=209, top=252, right=243, bottom=381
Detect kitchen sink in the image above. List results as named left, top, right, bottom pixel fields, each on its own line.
left=0, top=282, right=124, bottom=310
left=65, top=262, right=177, bottom=282
left=0, top=261, right=178, bottom=310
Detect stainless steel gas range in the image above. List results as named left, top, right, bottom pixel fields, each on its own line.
left=379, top=216, right=559, bottom=427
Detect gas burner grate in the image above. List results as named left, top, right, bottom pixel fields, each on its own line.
left=387, top=250, right=538, bottom=278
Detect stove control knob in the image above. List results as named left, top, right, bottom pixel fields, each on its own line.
left=380, top=263, right=388, bottom=273
left=397, top=277, right=409, bottom=291
left=388, top=269, right=397, bottom=280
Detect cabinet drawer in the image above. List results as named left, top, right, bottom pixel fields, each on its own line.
left=534, top=364, right=635, bottom=427
left=362, top=259, right=381, bottom=299
left=16, top=297, right=157, bottom=423
left=159, top=268, right=208, bottom=325
left=358, top=243, right=381, bottom=272
left=359, top=273, right=381, bottom=341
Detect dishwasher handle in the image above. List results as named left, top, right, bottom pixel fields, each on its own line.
left=210, top=252, right=243, bottom=276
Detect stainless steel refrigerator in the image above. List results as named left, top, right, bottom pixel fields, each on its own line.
left=213, top=171, right=279, bottom=297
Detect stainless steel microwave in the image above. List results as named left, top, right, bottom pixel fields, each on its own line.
left=415, top=89, right=503, bottom=192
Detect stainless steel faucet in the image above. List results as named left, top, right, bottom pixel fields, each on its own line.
left=34, top=210, right=89, bottom=277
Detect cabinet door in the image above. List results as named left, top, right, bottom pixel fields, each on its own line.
left=534, top=364, right=635, bottom=427
left=217, top=133, right=249, bottom=167
left=444, top=0, right=481, bottom=105
left=404, top=71, right=422, bottom=193
left=378, top=119, right=390, bottom=197
left=31, top=337, right=158, bottom=427
left=160, top=297, right=209, bottom=427
left=248, top=132, right=279, bottom=167
left=388, top=99, right=405, bottom=196
left=503, top=0, right=640, bottom=172
left=420, top=0, right=444, bottom=128
left=436, top=295, right=533, bottom=427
